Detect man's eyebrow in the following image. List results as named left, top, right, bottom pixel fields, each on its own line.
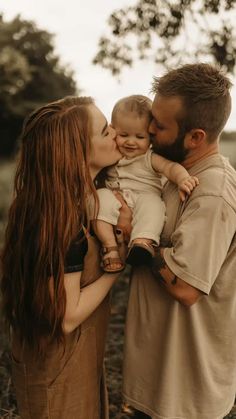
left=101, top=121, right=108, bottom=134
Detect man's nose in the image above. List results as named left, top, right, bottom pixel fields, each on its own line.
left=149, top=119, right=156, bottom=134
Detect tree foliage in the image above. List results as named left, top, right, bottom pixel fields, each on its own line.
left=93, top=0, right=236, bottom=76
left=0, top=14, right=77, bottom=156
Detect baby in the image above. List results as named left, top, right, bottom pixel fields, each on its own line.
left=93, top=95, right=199, bottom=272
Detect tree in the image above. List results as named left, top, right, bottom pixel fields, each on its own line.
left=93, top=0, right=236, bottom=76
left=0, top=14, right=77, bottom=157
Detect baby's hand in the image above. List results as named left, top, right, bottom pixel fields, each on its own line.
left=178, top=176, right=199, bottom=202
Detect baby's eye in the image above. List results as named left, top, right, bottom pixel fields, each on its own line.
left=136, top=135, right=145, bottom=139
left=119, top=133, right=128, bottom=137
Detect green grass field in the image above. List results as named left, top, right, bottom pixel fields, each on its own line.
left=0, top=160, right=15, bottom=245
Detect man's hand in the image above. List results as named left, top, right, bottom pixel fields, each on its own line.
left=113, top=191, right=132, bottom=244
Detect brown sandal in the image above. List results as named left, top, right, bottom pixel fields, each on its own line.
left=101, top=245, right=125, bottom=273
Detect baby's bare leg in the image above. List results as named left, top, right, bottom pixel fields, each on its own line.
left=92, top=220, right=124, bottom=272
left=93, top=219, right=117, bottom=247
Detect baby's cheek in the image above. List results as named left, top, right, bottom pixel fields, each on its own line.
left=116, top=137, right=123, bottom=147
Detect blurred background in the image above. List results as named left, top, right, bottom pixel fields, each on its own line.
left=0, top=1, right=236, bottom=418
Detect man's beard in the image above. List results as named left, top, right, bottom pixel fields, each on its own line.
left=151, top=131, right=188, bottom=163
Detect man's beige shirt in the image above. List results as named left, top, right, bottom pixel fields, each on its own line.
left=123, top=154, right=236, bottom=419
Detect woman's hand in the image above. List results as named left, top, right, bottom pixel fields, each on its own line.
left=113, top=191, right=132, bottom=244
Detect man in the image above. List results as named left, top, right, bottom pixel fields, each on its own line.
left=122, top=63, right=236, bottom=419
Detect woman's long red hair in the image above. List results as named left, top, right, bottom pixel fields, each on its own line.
left=1, top=96, right=98, bottom=355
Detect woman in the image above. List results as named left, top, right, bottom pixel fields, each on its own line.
left=1, top=96, right=124, bottom=419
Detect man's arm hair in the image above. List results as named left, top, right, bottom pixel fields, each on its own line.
left=151, top=248, right=203, bottom=307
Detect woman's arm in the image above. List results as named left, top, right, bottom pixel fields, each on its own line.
left=61, top=228, right=127, bottom=334
left=62, top=270, right=119, bottom=333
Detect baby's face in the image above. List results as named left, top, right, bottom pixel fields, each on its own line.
left=113, top=112, right=151, bottom=159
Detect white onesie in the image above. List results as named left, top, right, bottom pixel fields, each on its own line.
left=96, top=148, right=166, bottom=245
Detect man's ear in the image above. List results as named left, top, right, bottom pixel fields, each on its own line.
left=185, top=129, right=206, bottom=149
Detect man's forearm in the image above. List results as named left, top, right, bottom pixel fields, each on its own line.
left=151, top=248, right=202, bottom=306
left=152, top=247, right=178, bottom=288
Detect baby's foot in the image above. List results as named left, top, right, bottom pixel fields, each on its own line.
left=101, top=245, right=125, bottom=273
left=126, top=239, right=157, bottom=267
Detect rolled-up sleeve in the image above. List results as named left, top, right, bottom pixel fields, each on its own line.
left=164, top=196, right=236, bottom=294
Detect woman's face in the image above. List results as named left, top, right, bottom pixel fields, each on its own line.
left=88, top=105, right=122, bottom=179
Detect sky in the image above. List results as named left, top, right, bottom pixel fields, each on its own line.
left=1, top=0, right=236, bottom=131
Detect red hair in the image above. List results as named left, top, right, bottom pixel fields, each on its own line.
left=1, top=96, right=98, bottom=355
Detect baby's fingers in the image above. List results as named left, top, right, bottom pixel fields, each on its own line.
left=178, top=189, right=187, bottom=202
left=180, top=183, right=192, bottom=195
left=180, top=180, right=194, bottom=193
left=190, top=176, right=199, bottom=187
left=181, top=177, right=199, bottom=191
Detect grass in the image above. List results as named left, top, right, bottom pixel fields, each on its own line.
left=0, top=160, right=15, bottom=245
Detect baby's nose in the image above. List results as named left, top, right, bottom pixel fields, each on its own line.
left=126, top=136, right=136, bottom=143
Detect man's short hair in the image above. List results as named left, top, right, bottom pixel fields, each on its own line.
left=152, top=63, right=232, bottom=142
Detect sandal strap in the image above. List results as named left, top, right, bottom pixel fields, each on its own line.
left=101, top=245, right=119, bottom=255
left=103, top=257, right=123, bottom=267
left=129, top=241, right=157, bottom=257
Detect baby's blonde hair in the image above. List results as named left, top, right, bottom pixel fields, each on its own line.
left=112, top=94, right=152, bottom=124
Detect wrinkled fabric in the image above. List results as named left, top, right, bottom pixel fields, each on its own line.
left=12, top=235, right=110, bottom=419
left=123, top=154, right=236, bottom=419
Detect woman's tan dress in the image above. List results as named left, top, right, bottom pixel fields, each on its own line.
left=11, top=235, right=110, bottom=419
